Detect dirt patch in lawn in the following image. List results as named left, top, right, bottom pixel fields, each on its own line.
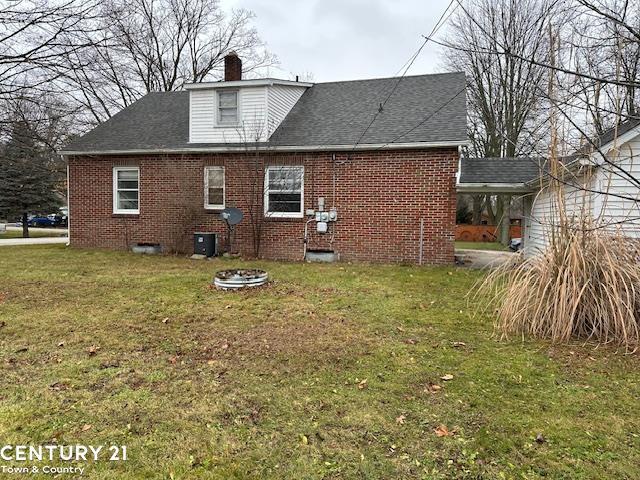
left=187, top=313, right=376, bottom=372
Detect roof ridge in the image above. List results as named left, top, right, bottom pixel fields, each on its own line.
left=314, top=71, right=465, bottom=85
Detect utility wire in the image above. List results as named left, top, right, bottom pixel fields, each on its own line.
left=351, top=0, right=459, bottom=151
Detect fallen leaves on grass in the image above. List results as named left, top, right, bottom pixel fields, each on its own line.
left=440, top=374, right=454, bottom=381
left=87, top=345, right=100, bottom=356
left=404, top=338, right=419, bottom=345
left=81, top=424, right=92, bottom=432
left=424, top=383, right=442, bottom=394
left=452, top=342, right=467, bottom=348
left=434, top=424, right=455, bottom=437
left=396, top=415, right=406, bottom=425
left=357, top=379, right=368, bottom=390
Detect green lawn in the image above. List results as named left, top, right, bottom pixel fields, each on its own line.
left=0, top=246, right=638, bottom=479
left=0, top=229, right=67, bottom=239
left=455, top=241, right=509, bottom=251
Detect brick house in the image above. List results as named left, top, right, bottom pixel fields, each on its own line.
left=62, top=53, right=467, bottom=264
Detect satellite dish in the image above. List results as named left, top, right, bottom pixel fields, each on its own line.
left=219, top=207, right=243, bottom=225
left=219, top=208, right=243, bottom=254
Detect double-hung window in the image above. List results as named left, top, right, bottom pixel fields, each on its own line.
left=204, top=166, right=225, bottom=209
left=217, top=90, right=239, bottom=126
left=264, top=166, right=304, bottom=218
left=113, top=166, right=139, bottom=214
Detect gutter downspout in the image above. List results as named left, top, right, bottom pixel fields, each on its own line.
left=65, top=155, right=70, bottom=247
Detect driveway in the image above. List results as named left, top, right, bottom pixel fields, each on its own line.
left=455, top=248, right=516, bottom=269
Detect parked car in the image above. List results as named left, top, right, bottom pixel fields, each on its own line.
left=28, top=216, right=56, bottom=228
left=509, top=238, right=523, bottom=252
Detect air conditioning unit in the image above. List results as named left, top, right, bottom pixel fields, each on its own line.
left=194, top=232, right=217, bottom=257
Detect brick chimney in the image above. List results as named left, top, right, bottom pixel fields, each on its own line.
left=224, top=52, right=242, bottom=81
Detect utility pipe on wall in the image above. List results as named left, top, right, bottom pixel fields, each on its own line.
left=418, top=217, right=424, bottom=266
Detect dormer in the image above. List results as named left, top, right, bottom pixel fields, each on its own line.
left=186, top=53, right=312, bottom=144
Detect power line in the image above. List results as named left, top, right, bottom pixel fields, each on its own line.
left=351, top=0, right=460, bottom=151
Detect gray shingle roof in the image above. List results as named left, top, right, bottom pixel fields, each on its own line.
left=459, top=157, right=544, bottom=184
left=593, top=117, right=640, bottom=149
left=65, top=92, right=191, bottom=153
left=269, top=73, right=467, bottom=146
left=63, top=73, right=467, bottom=153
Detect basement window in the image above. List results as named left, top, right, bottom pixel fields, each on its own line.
left=217, top=90, right=239, bottom=126
left=113, top=166, right=139, bottom=214
left=204, top=166, right=225, bottom=209
left=264, top=166, right=304, bottom=218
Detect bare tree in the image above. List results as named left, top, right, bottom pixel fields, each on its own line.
left=564, top=0, right=640, bottom=135
left=57, top=0, right=277, bottom=125
left=444, top=0, right=555, bottom=243
left=0, top=0, right=101, bottom=99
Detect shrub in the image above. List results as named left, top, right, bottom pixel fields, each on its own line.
left=477, top=219, right=640, bottom=351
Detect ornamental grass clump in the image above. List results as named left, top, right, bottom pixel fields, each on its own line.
left=477, top=220, right=640, bottom=351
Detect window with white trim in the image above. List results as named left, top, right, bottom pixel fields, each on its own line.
left=264, top=166, right=304, bottom=218
left=204, top=166, right=225, bottom=209
left=113, top=167, right=139, bottom=214
left=217, top=90, right=239, bottom=125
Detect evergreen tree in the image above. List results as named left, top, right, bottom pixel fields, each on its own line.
left=0, top=118, right=62, bottom=238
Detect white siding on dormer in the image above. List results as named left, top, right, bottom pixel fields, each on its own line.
left=189, top=83, right=309, bottom=144
left=189, top=86, right=268, bottom=143
left=266, top=84, right=307, bottom=136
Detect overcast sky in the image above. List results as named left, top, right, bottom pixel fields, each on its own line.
left=224, top=0, right=455, bottom=82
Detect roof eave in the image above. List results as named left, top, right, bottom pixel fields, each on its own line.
left=456, top=182, right=533, bottom=193
left=598, top=124, right=640, bottom=154
left=183, top=79, right=314, bottom=90
left=60, top=139, right=470, bottom=156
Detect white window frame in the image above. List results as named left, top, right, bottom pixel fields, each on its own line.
left=216, top=89, right=240, bottom=127
left=112, top=166, right=140, bottom=214
left=204, top=166, right=225, bottom=210
left=264, top=166, right=304, bottom=219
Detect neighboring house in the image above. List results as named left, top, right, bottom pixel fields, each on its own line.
left=61, top=53, right=468, bottom=264
left=457, top=118, right=640, bottom=256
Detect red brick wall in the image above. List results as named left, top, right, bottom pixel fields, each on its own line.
left=68, top=148, right=459, bottom=264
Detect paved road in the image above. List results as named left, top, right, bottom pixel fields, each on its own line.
left=0, top=226, right=69, bottom=247
left=455, top=249, right=516, bottom=269
left=0, top=237, right=68, bottom=247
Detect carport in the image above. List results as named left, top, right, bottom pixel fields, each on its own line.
left=456, top=157, right=541, bottom=249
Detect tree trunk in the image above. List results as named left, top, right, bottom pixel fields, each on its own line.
left=485, top=194, right=497, bottom=224
left=497, top=195, right=512, bottom=245
left=471, top=194, right=483, bottom=225
left=22, top=212, right=29, bottom=238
